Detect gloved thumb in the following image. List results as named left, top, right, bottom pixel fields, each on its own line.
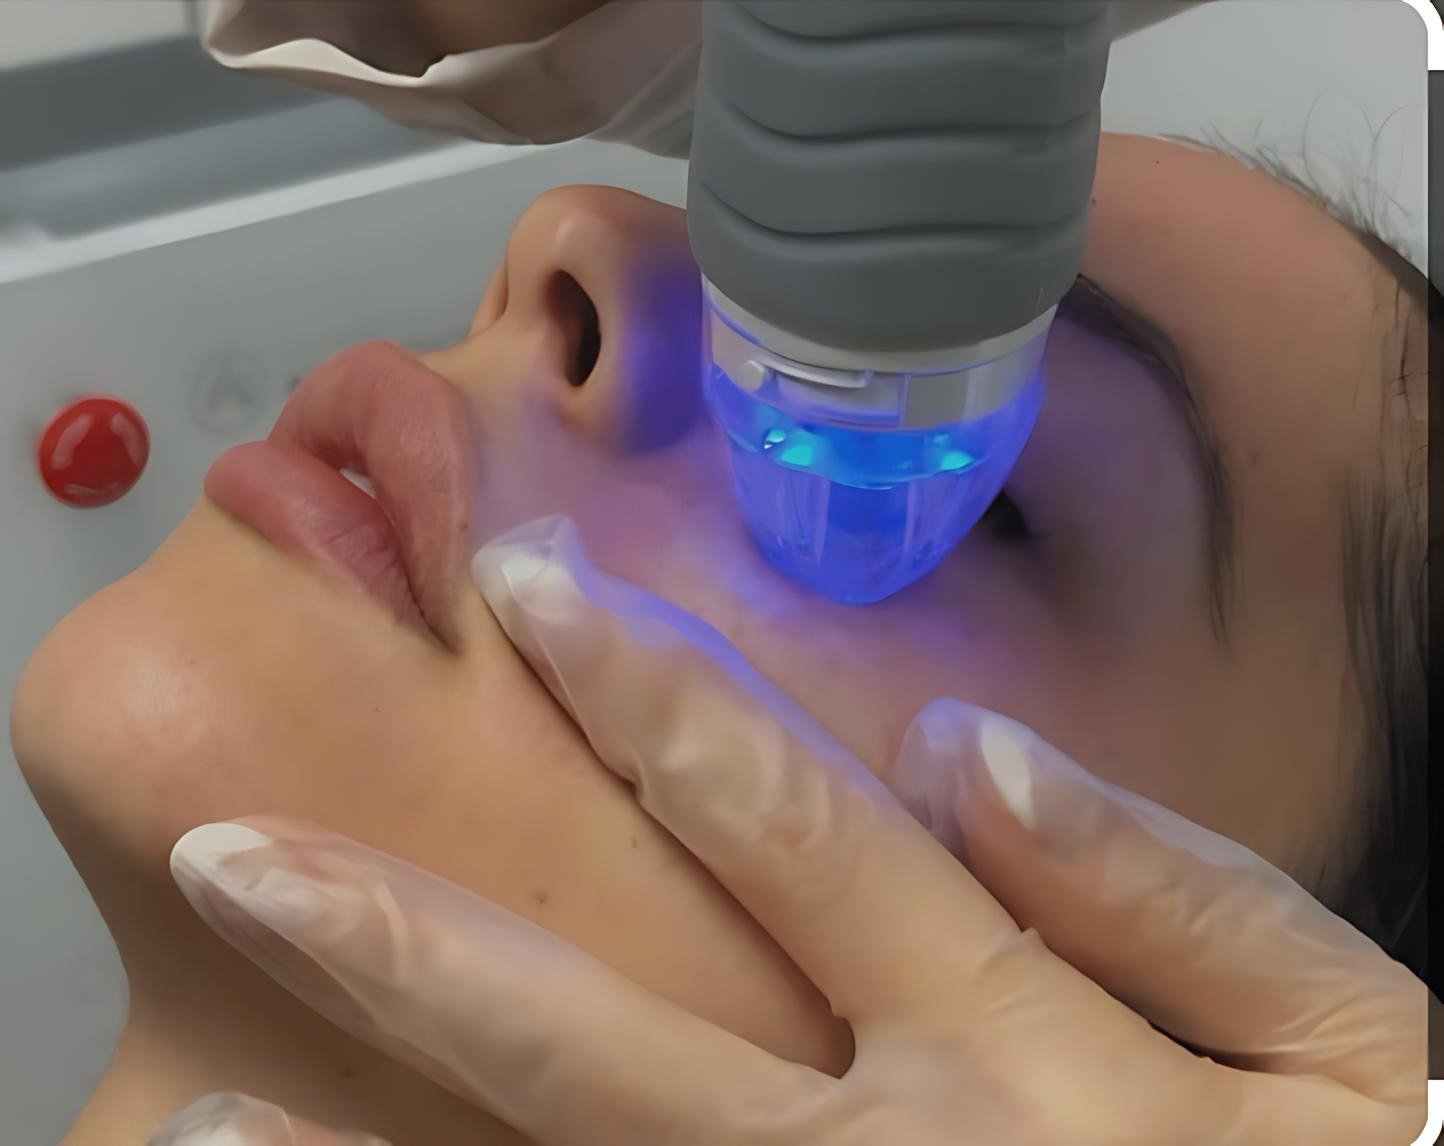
left=149, top=1092, right=389, bottom=1146
left=889, top=698, right=1426, bottom=1113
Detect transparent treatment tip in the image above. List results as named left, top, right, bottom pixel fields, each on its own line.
left=703, top=284, right=1050, bottom=605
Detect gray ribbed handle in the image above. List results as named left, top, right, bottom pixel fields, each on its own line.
left=687, top=1, right=1111, bottom=352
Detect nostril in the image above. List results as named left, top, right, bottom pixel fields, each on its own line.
left=547, top=272, right=602, bottom=386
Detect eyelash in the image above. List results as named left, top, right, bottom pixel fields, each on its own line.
left=981, top=490, right=1028, bottom=541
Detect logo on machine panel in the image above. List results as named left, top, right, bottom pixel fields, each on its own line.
left=191, top=352, right=275, bottom=436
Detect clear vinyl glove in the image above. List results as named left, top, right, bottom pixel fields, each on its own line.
left=160, top=515, right=1429, bottom=1146
left=150, top=1091, right=385, bottom=1145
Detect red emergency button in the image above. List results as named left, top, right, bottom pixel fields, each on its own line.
left=37, top=397, right=150, bottom=508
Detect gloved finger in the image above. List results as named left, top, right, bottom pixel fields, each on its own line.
left=149, top=1091, right=386, bottom=1146
left=892, top=698, right=1428, bottom=1113
left=171, top=818, right=835, bottom=1146
left=471, top=515, right=1045, bottom=1030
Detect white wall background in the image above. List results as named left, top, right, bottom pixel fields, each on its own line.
left=1105, top=0, right=1429, bottom=267
left=0, top=3, right=1430, bottom=1144
left=0, top=0, right=192, bottom=69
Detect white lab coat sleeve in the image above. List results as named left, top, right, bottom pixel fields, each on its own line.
left=198, top=1, right=700, bottom=158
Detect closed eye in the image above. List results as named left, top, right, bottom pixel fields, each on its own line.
left=980, top=490, right=1028, bottom=541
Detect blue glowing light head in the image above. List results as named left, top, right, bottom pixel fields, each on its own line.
left=703, top=283, right=1049, bottom=605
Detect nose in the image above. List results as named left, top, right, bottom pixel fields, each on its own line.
left=472, top=186, right=704, bottom=451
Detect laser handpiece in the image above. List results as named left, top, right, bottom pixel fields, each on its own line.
left=686, top=2, right=1112, bottom=604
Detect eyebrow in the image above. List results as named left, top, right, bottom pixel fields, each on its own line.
left=1055, top=276, right=1238, bottom=642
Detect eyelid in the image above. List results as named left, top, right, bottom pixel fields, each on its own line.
left=1054, top=276, right=1237, bottom=641
left=1056, top=278, right=1182, bottom=377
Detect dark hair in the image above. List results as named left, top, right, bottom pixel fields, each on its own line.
left=1334, top=236, right=1433, bottom=996
left=1163, top=132, right=1434, bottom=993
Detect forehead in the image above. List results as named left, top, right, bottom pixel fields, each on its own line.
left=1082, top=133, right=1398, bottom=599
left=1085, top=135, right=1395, bottom=442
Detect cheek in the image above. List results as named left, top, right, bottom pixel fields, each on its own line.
left=454, top=375, right=1075, bottom=772
left=470, top=387, right=734, bottom=556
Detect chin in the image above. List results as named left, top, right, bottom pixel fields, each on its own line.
left=12, top=575, right=206, bottom=859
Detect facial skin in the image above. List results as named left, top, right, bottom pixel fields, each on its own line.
left=10, top=135, right=1419, bottom=1143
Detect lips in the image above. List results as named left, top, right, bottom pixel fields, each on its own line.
left=205, top=341, right=478, bottom=645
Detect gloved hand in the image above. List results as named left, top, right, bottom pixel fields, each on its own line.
left=156, top=515, right=1429, bottom=1146
left=150, top=1091, right=383, bottom=1145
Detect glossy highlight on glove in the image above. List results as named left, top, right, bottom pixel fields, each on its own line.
left=148, top=1090, right=386, bottom=1146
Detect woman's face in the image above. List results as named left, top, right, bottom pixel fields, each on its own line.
left=15, top=135, right=1409, bottom=998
